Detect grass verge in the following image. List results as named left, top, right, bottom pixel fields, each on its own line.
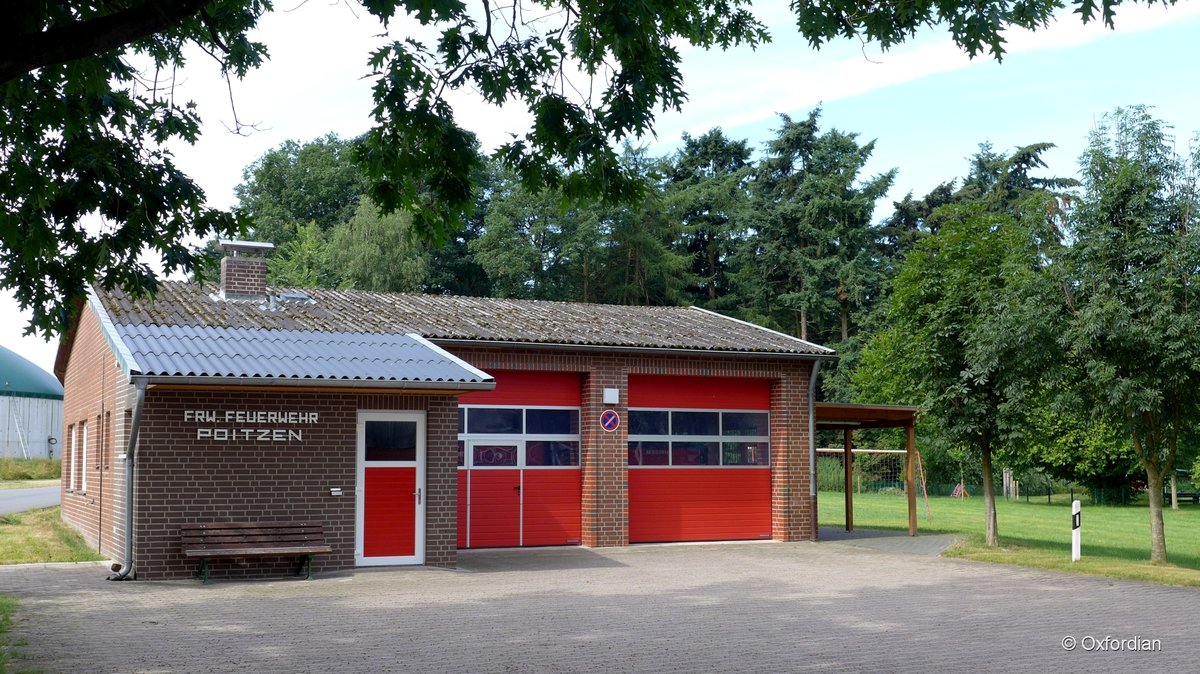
left=819, top=490, right=1200, bottom=587
left=0, top=594, right=14, bottom=674
left=0, top=507, right=106, bottom=565
left=0, top=480, right=58, bottom=490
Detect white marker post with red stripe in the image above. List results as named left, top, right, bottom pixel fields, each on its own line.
left=1071, top=500, right=1081, bottom=562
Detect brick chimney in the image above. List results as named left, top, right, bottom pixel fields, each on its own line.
left=218, top=240, right=274, bottom=300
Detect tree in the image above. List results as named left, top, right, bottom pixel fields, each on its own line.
left=2, top=0, right=1174, bottom=336
left=328, top=197, right=429, bottom=292
left=1022, top=406, right=1137, bottom=495
left=601, top=149, right=692, bottom=306
left=1062, top=106, right=1200, bottom=563
left=744, top=110, right=893, bottom=345
left=856, top=201, right=1064, bottom=546
left=665, top=129, right=753, bottom=307
left=236, top=134, right=368, bottom=245
left=268, top=222, right=341, bottom=289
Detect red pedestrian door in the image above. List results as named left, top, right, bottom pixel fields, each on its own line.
left=357, top=411, right=425, bottom=565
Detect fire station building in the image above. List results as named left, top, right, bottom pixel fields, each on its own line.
left=56, top=242, right=838, bottom=580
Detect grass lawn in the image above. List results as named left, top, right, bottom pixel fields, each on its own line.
left=0, top=507, right=107, bottom=566
left=819, top=490, right=1200, bottom=587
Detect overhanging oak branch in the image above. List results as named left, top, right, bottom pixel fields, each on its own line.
left=0, top=0, right=213, bottom=83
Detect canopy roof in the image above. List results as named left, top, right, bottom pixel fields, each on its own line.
left=814, top=402, right=917, bottom=430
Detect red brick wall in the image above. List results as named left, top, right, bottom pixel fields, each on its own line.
left=60, top=306, right=133, bottom=563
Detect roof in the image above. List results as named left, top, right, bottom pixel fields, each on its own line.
left=0, top=345, right=64, bottom=400
left=115, top=324, right=491, bottom=388
left=814, top=402, right=917, bottom=430
left=95, top=282, right=835, bottom=357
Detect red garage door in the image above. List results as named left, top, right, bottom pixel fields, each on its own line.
left=458, top=373, right=583, bottom=549
left=627, top=376, right=772, bottom=543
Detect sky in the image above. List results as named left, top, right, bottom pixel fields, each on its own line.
left=5, top=0, right=1200, bottom=375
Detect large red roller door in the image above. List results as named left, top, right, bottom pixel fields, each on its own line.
left=627, top=376, right=772, bottom=543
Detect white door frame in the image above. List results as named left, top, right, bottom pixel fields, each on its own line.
left=356, top=410, right=426, bottom=566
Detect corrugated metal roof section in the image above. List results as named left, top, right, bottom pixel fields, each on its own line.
left=99, top=282, right=834, bottom=356
left=114, top=324, right=493, bottom=384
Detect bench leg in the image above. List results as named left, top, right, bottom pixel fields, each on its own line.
left=304, top=554, right=314, bottom=581
left=198, top=558, right=210, bottom=585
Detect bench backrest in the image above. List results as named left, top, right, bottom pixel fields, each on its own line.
left=181, top=522, right=326, bottom=552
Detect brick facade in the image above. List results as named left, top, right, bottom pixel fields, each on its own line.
left=60, top=308, right=133, bottom=563
left=61, top=307, right=819, bottom=580
left=129, top=390, right=456, bottom=580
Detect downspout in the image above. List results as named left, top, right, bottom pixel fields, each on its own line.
left=808, top=361, right=822, bottom=500
left=109, top=381, right=146, bottom=580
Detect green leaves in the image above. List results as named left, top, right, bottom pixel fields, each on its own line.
left=1, top=0, right=1178, bottom=336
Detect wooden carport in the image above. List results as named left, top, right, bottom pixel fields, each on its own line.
left=814, top=402, right=919, bottom=536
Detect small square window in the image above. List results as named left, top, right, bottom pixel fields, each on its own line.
left=629, top=410, right=669, bottom=436
left=467, top=408, right=523, bottom=434
left=473, top=444, right=517, bottom=466
left=672, top=411, right=719, bottom=436
left=365, top=421, right=417, bottom=461
left=526, top=409, right=579, bottom=435
left=723, top=412, right=769, bottom=437
left=628, top=441, right=669, bottom=466
left=672, top=441, right=719, bottom=466
left=722, top=441, right=770, bottom=466
left=526, top=440, right=580, bottom=466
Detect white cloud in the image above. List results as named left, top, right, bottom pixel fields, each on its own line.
left=652, top=1, right=1200, bottom=143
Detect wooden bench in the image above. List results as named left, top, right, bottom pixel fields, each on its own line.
left=1165, top=491, right=1200, bottom=505
left=180, top=522, right=332, bottom=584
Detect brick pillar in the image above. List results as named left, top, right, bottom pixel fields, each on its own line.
left=770, top=362, right=815, bottom=541
left=580, top=359, right=628, bottom=547
left=425, top=396, right=458, bottom=567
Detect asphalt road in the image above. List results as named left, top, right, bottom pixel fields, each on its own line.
left=0, top=486, right=60, bottom=515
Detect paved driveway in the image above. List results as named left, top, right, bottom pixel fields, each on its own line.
left=3, top=542, right=1196, bottom=672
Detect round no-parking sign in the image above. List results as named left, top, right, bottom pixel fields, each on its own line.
left=599, top=409, right=621, bottom=432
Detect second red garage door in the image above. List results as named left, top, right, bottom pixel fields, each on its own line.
left=627, top=375, right=772, bottom=543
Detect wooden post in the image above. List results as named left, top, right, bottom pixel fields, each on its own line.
left=906, top=423, right=917, bottom=536
left=843, top=429, right=854, bottom=532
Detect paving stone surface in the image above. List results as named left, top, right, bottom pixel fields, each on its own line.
left=818, top=527, right=961, bottom=556
left=2, top=543, right=1197, bottom=673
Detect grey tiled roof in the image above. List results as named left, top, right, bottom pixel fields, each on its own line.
left=96, top=282, right=834, bottom=356
left=114, top=323, right=489, bottom=385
